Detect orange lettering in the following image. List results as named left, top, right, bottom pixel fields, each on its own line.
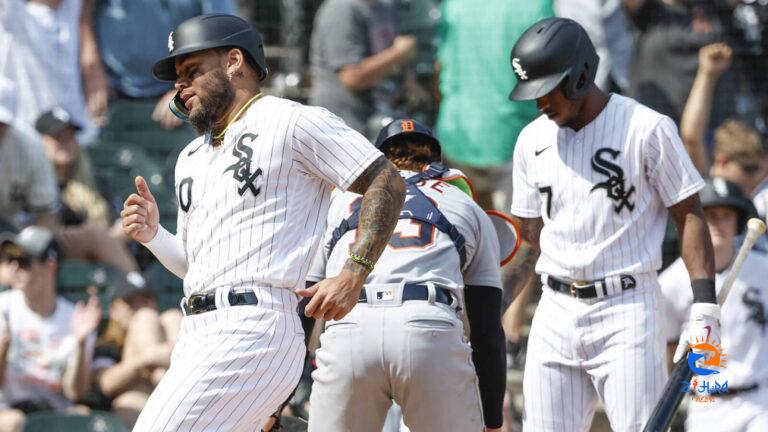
left=401, top=120, right=415, bottom=132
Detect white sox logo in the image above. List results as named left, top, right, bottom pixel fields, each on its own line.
left=590, top=148, right=635, bottom=213
left=224, top=133, right=263, bottom=197
left=168, top=32, right=174, bottom=52
left=512, top=58, right=528, bottom=80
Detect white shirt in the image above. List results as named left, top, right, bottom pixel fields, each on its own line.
left=307, top=170, right=502, bottom=292
left=752, top=176, right=768, bottom=222
left=170, top=96, right=381, bottom=296
left=0, top=0, right=96, bottom=141
left=0, top=290, right=95, bottom=410
left=659, top=252, right=768, bottom=387
left=511, top=94, right=704, bottom=280
left=0, top=125, right=60, bottom=227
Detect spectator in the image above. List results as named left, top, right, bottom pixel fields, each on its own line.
left=0, top=81, right=138, bottom=273
left=623, top=0, right=737, bottom=125
left=710, top=119, right=768, bottom=197
left=0, top=78, right=61, bottom=230
left=435, top=0, right=551, bottom=211
left=89, top=272, right=180, bottom=428
left=90, top=0, right=238, bottom=130
left=680, top=42, right=733, bottom=175
left=309, top=0, right=418, bottom=137
left=0, top=226, right=101, bottom=432
left=554, top=0, right=633, bottom=92
left=0, top=0, right=108, bottom=141
left=35, top=108, right=111, bottom=227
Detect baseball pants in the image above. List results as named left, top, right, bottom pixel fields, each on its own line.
left=523, top=275, right=667, bottom=432
left=308, top=285, right=484, bottom=432
left=133, top=286, right=305, bottom=432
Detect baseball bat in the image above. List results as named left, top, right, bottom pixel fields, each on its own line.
left=642, top=218, right=767, bottom=432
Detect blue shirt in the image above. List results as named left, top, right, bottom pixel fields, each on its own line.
left=95, top=0, right=238, bottom=98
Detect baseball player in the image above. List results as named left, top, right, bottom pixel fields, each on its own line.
left=659, top=178, right=768, bottom=432
left=119, top=14, right=406, bottom=432
left=507, top=18, right=716, bottom=431
left=305, top=119, right=506, bottom=432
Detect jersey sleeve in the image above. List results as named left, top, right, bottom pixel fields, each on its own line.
left=292, top=106, right=382, bottom=191
left=644, top=117, right=705, bottom=207
left=510, top=129, right=541, bottom=218
left=462, top=206, right=502, bottom=289
left=657, top=259, right=692, bottom=342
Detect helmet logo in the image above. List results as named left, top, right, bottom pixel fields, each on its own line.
left=401, top=120, right=415, bottom=132
left=512, top=58, right=528, bottom=80
left=168, top=32, right=175, bottom=52
left=713, top=177, right=728, bottom=197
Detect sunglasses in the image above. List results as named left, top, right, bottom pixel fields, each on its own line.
left=0, top=255, right=33, bottom=269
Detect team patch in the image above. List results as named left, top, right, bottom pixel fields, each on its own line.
left=590, top=148, right=635, bottom=213
left=224, top=133, right=263, bottom=197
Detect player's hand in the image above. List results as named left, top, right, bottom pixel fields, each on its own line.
left=121, top=176, right=160, bottom=243
left=698, top=43, right=732, bottom=78
left=296, top=269, right=365, bottom=321
left=673, top=302, right=721, bottom=363
left=152, top=90, right=184, bottom=129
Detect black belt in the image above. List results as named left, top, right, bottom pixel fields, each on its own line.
left=183, top=290, right=259, bottom=315
left=358, top=283, right=455, bottom=306
left=546, top=275, right=636, bottom=299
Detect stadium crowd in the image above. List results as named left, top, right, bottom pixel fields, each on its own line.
left=1, top=0, right=767, bottom=431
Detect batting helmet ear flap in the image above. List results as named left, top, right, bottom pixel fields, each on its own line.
left=169, top=91, right=190, bottom=121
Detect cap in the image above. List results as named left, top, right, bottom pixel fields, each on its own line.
left=0, top=226, right=59, bottom=261
left=113, top=271, right=155, bottom=300
left=0, top=76, right=16, bottom=125
left=35, top=107, right=82, bottom=136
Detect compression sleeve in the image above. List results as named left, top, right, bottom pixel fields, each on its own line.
left=143, top=225, right=188, bottom=278
left=464, top=286, right=506, bottom=428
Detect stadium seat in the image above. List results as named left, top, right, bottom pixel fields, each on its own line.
left=23, top=410, right=128, bottom=432
left=143, top=260, right=183, bottom=312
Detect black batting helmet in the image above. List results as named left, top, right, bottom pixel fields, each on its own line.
left=375, top=118, right=441, bottom=159
left=153, top=14, right=268, bottom=81
left=700, top=177, right=757, bottom=233
left=509, top=18, right=599, bottom=101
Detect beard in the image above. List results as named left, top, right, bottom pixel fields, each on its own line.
left=188, top=69, right=235, bottom=135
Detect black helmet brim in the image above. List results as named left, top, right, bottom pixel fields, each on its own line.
left=152, top=45, right=213, bottom=81
left=508, top=70, right=568, bottom=101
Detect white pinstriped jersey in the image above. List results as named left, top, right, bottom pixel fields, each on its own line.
left=174, top=96, right=381, bottom=296
left=307, top=171, right=502, bottom=292
left=511, top=94, right=704, bottom=280
left=660, top=251, right=768, bottom=387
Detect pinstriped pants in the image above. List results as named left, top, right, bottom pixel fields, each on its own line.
left=132, top=287, right=305, bottom=432
left=522, top=279, right=667, bottom=432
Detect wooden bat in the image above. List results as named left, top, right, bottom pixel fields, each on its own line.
left=642, top=218, right=767, bottom=432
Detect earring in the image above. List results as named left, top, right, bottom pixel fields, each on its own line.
left=228, top=72, right=233, bottom=80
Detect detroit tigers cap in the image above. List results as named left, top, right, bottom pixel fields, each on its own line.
left=0, top=76, right=16, bottom=125
left=0, top=226, right=59, bottom=261
left=35, top=107, right=82, bottom=137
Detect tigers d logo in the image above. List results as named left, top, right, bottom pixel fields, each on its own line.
left=590, top=148, right=635, bottom=213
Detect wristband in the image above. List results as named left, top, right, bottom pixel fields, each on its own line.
left=349, top=253, right=375, bottom=271
left=692, top=278, right=716, bottom=304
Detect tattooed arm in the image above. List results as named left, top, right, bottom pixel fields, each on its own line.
left=505, top=216, right=543, bottom=302
left=300, top=156, right=406, bottom=320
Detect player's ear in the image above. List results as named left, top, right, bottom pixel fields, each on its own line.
left=224, top=48, right=245, bottom=78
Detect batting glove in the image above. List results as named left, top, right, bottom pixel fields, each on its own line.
left=673, top=302, right=721, bottom=363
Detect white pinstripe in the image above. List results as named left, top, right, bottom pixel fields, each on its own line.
left=137, top=96, right=380, bottom=430
left=523, top=277, right=667, bottom=432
